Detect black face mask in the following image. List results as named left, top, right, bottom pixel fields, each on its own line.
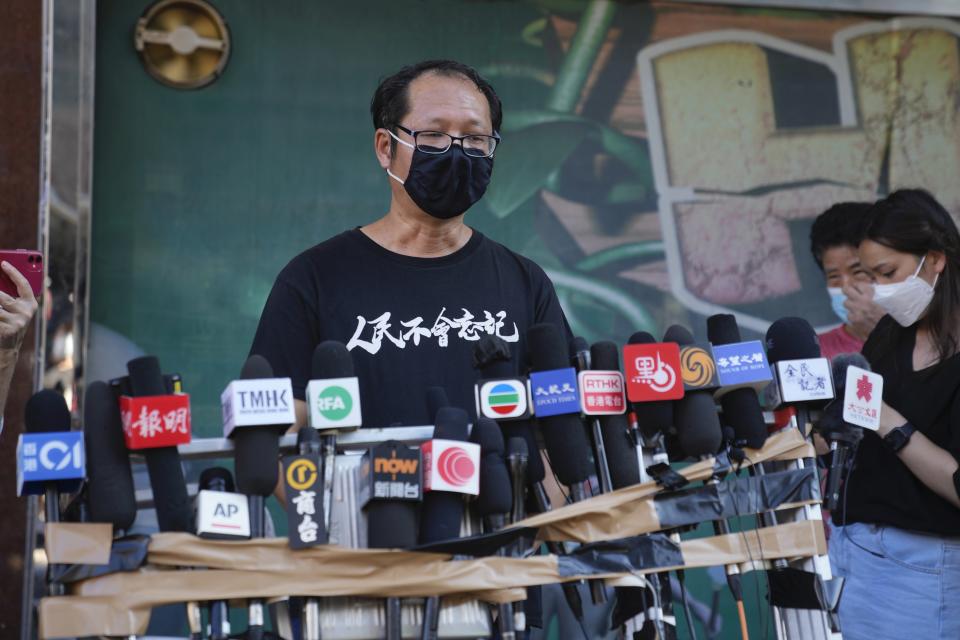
left=388, top=143, right=494, bottom=220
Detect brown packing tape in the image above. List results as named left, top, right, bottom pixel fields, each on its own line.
left=516, top=428, right=814, bottom=542
left=39, top=596, right=151, bottom=640
left=39, top=521, right=824, bottom=639
left=44, top=522, right=113, bottom=565
left=605, top=519, right=828, bottom=588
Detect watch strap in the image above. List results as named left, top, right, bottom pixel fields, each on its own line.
left=884, top=422, right=917, bottom=453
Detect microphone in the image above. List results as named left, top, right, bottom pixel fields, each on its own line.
left=196, top=467, right=244, bottom=640
left=362, top=439, right=422, bottom=640
left=125, top=356, right=192, bottom=533
left=664, top=325, right=723, bottom=459
left=419, top=405, right=481, bottom=640
left=419, top=407, right=479, bottom=543
left=281, top=426, right=325, bottom=548
left=231, top=354, right=285, bottom=640
left=818, top=353, right=873, bottom=511
left=570, top=336, right=591, bottom=372
left=506, top=437, right=528, bottom=526
left=472, top=336, right=541, bottom=486
left=20, top=390, right=81, bottom=597
left=528, top=324, right=609, bottom=604
left=706, top=315, right=769, bottom=450
left=624, top=331, right=675, bottom=450
left=426, top=386, right=450, bottom=420
left=308, top=341, right=360, bottom=534
left=668, top=346, right=748, bottom=609
left=473, top=334, right=583, bottom=622
left=83, top=381, right=136, bottom=534
left=587, top=341, right=638, bottom=489
left=471, top=417, right=517, bottom=640
left=473, top=417, right=512, bottom=533
left=764, top=317, right=835, bottom=432
left=293, top=425, right=323, bottom=640
left=526, top=323, right=593, bottom=500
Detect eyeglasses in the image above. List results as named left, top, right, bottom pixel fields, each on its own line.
left=395, top=124, right=499, bottom=158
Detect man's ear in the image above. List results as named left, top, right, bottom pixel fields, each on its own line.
left=374, top=129, right=393, bottom=170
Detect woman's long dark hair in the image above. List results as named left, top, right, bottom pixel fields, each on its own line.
left=862, top=189, right=960, bottom=364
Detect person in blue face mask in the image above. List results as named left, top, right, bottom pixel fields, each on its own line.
left=809, top=202, right=885, bottom=360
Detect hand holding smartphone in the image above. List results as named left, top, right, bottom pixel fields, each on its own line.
left=0, top=250, right=43, bottom=299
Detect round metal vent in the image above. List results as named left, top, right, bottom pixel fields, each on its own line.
left=134, top=0, right=230, bottom=90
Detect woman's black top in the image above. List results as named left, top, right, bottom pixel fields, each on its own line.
left=835, top=316, right=960, bottom=535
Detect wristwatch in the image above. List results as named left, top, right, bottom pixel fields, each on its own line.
left=883, top=422, right=917, bottom=453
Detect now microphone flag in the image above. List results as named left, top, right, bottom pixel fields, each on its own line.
left=17, top=431, right=85, bottom=496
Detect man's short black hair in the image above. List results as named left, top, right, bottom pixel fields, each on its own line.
left=809, top=201, right=874, bottom=270
left=370, top=60, right=503, bottom=139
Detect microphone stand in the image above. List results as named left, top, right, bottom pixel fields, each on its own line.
left=299, top=427, right=324, bottom=640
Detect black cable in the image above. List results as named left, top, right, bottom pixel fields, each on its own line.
left=734, top=455, right=770, bottom=640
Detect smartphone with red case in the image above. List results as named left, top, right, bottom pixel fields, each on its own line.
left=0, top=250, right=44, bottom=299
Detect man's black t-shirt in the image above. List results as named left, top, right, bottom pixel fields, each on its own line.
left=249, top=228, right=571, bottom=427
left=835, top=316, right=960, bottom=535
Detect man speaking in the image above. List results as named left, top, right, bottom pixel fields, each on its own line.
left=250, top=60, right=570, bottom=428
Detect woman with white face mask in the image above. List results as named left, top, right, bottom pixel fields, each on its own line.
left=828, top=189, right=960, bottom=640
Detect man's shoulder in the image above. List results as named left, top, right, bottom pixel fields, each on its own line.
left=478, top=233, right=552, bottom=282
left=278, top=230, right=360, bottom=280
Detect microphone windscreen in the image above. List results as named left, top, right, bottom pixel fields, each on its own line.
left=675, top=391, right=723, bottom=458
left=507, top=436, right=529, bottom=459
left=311, top=341, right=354, bottom=379
left=662, top=324, right=695, bottom=345
left=705, top=315, right=767, bottom=449
left=527, top=324, right=592, bottom=487
left=240, top=353, right=273, bottom=379
left=706, top=314, right=741, bottom=345
left=127, top=356, right=166, bottom=396
left=426, top=387, right=450, bottom=422
left=830, top=352, right=870, bottom=396
left=25, top=389, right=71, bottom=433
left=588, top=341, right=639, bottom=489
left=472, top=418, right=512, bottom=517
left=368, top=501, right=419, bottom=549
left=721, top=388, right=768, bottom=449
left=539, top=413, right=593, bottom=486
left=126, top=356, right=191, bottom=532
left=234, top=355, right=280, bottom=497
left=471, top=416, right=505, bottom=455
left=500, top=421, right=544, bottom=484
left=765, top=317, right=822, bottom=363
left=420, top=407, right=470, bottom=544
left=433, top=407, right=470, bottom=441
left=589, top=341, right=620, bottom=370
left=627, top=332, right=673, bottom=439
left=600, top=412, right=640, bottom=489
left=527, top=323, right=570, bottom=371
left=472, top=335, right=513, bottom=374
left=83, top=381, right=137, bottom=531
left=818, top=352, right=871, bottom=434
left=199, top=466, right=234, bottom=493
